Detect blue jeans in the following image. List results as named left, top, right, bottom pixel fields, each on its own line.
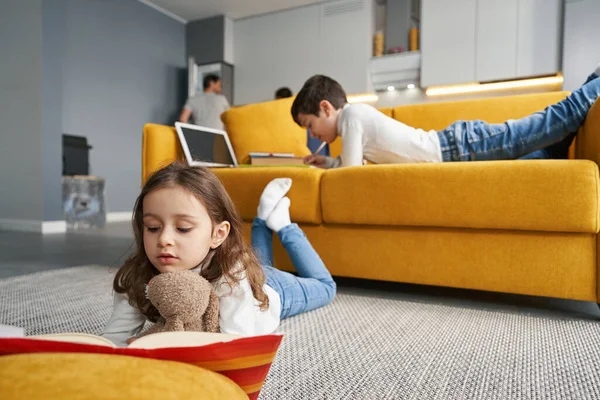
left=437, top=73, right=600, bottom=161
left=251, top=218, right=336, bottom=319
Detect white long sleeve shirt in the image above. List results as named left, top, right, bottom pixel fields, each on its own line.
left=325, top=103, right=443, bottom=168
left=101, top=266, right=281, bottom=347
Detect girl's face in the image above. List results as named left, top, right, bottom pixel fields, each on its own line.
left=141, top=186, right=230, bottom=273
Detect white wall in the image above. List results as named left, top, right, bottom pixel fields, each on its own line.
left=234, top=0, right=373, bottom=105
left=224, top=17, right=234, bottom=65
left=562, top=0, right=600, bottom=91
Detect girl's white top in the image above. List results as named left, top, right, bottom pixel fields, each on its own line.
left=101, top=265, right=281, bottom=347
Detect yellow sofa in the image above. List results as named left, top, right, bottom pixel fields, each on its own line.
left=142, top=93, right=600, bottom=304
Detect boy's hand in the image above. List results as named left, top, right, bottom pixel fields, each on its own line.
left=303, top=155, right=327, bottom=168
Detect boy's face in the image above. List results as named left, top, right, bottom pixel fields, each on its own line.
left=297, top=100, right=339, bottom=144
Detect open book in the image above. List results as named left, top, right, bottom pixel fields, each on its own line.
left=30, top=331, right=242, bottom=349
left=0, top=331, right=283, bottom=400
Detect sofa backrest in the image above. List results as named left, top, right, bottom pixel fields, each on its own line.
left=221, top=97, right=310, bottom=164
left=221, top=91, right=575, bottom=161
left=391, top=91, right=570, bottom=131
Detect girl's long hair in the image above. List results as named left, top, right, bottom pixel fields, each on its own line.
left=114, top=161, right=269, bottom=321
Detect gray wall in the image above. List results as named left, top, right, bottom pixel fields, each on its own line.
left=62, top=0, right=187, bottom=213
left=0, top=1, right=44, bottom=221
left=563, top=0, right=600, bottom=91
left=42, top=0, right=66, bottom=221
left=186, top=16, right=225, bottom=65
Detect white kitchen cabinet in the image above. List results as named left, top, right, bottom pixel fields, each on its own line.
left=272, top=6, right=320, bottom=96
left=475, top=0, right=518, bottom=81
left=420, top=0, right=477, bottom=87
left=421, top=0, right=561, bottom=88
left=516, top=0, right=562, bottom=78
left=318, top=0, right=373, bottom=94
left=233, top=0, right=373, bottom=105
left=233, top=15, right=275, bottom=105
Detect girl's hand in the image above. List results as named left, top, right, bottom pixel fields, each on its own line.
left=303, top=155, right=327, bottom=168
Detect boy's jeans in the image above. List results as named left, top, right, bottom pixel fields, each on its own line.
left=437, top=74, right=600, bottom=161
left=251, top=218, right=336, bottom=319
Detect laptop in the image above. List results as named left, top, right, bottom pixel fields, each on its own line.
left=174, top=122, right=238, bottom=168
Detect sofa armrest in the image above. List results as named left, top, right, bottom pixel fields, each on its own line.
left=142, top=124, right=183, bottom=184
left=576, top=97, right=600, bottom=165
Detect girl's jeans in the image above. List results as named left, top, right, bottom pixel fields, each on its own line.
left=251, top=218, right=336, bottom=319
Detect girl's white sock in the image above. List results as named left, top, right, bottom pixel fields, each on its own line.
left=267, top=197, right=291, bottom=232
left=258, top=178, right=292, bottom=220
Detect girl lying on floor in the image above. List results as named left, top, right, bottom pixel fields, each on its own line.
left=102, top=161, right=336, bottom=346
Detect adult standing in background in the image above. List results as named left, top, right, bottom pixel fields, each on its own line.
left=179, top=74, right=230, bottom=130
left=274, top=86, right=330, bottom=157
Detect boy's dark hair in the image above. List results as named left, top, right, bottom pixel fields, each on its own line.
left=291, top=75, right=347, bottom=125
left=203, top=74, right=221, bottom=90
left=275, top=87, right=293, bottom=99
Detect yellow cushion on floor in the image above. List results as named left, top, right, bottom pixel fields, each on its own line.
left=0, top=353, right=247, bottom=400
left=321, top=160, right=600, bottom=233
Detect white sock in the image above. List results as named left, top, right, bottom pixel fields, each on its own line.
left=257, top=178, right=292, bottom=220
left=267, top=197, right=291, bottom=232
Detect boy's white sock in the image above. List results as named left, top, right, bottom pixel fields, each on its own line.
left=267, top=197, right=291, bottom=232
left=257, top=178, right=292, bottom=220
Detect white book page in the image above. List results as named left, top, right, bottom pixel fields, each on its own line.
left=128, top=331, right=241, bottom=349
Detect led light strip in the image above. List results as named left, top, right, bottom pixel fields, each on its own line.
left=426, top=75, right=564, bottom=96
left=347, top=93, right=379, bottom=103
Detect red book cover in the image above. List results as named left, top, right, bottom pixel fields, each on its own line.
left=0, top=334, right=283, bottom=400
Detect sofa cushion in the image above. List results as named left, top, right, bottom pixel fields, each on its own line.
left=221, top=97, right=310, bottom=164
left=321, top=160, right=600, bottom=233
left=392, top=91, right=569, bottom=131
left=212, top=166, right=324, bottom=224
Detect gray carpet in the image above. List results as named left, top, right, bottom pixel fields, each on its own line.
left=1, top=266, right=599, bottom=399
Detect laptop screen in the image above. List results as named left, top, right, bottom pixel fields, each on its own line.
left=178, top=126, right=236, bottom=166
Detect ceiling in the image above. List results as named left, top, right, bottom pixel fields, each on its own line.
left=142, top=0, right=326, bottom=22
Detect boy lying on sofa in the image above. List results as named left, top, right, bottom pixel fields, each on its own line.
left=295, top=65, right=600, bottom=168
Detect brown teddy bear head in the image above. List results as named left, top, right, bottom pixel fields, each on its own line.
left=146, top=270, right=212, bottom=319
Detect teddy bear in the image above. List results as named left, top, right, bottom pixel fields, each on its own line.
left=141, top=270, right=220, bottom=336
